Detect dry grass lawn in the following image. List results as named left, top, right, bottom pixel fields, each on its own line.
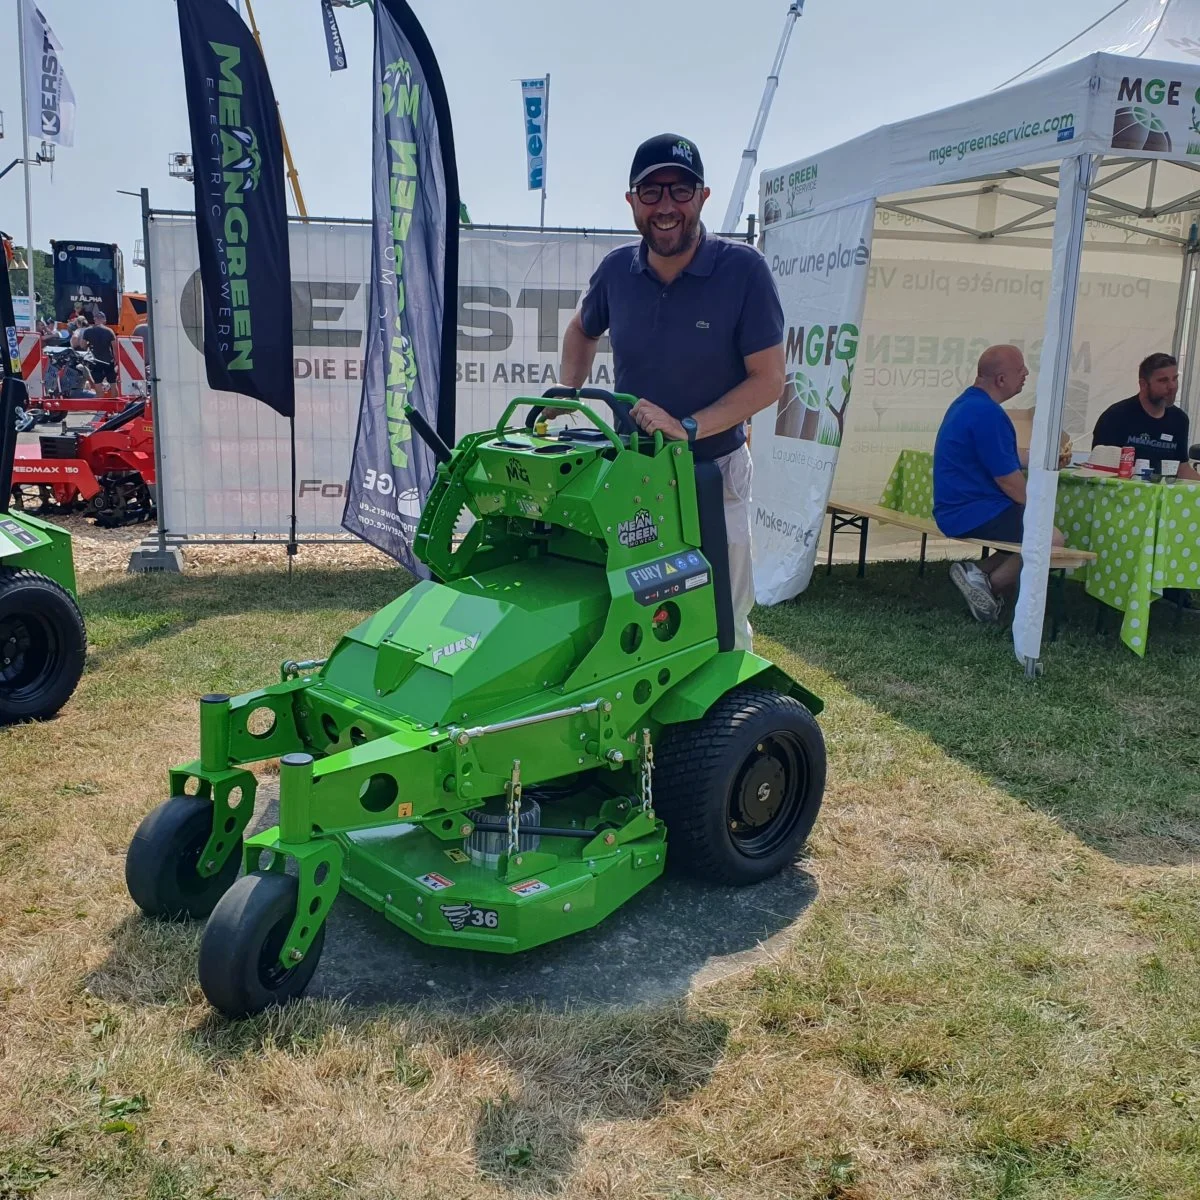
left=2, top=555, right=1199, bottom=1199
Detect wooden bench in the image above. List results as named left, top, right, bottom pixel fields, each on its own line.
left=824, top=499, right=1097, bottom=578
left=824, top=450, right=1097, bottom=637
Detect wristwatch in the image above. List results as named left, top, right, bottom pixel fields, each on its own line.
left=680, top=416, right=699, bottom=447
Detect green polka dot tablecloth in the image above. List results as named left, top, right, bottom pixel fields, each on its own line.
left=1056, top=473, right=1200, bottom=656
left=879, top=449, right=935, bottom=520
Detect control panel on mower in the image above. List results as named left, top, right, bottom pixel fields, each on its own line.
left=415, top=389, right=700, bottom=584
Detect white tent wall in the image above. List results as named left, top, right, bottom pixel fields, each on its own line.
left=759, top=49, right=1200, bottom=668
left=832, top=196, right=1189, bottom=509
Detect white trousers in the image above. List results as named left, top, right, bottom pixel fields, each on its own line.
left=714, top=443, right=754, bottom=651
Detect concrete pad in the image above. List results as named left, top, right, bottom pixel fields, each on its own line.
left=127, top=540, right=183, bottom=573
left=249, top=781, right=818, bottom=1012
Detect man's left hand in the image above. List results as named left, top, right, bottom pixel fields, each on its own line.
left=632, top=399, right=686, bottom=441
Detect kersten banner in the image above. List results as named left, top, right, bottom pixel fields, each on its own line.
left=751, top=199, right=875, bottom=605
left=176, top=0, right=295, bottom=417
left=147, top=222, right=628, bottom=539
left=342, top=0, right=460, bottom=571
left=19, top=0, right=76, bottom=147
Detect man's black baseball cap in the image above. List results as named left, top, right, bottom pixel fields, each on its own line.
left=629, top=133, right=704, bottom=187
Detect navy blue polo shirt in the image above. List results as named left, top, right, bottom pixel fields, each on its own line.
left=579, top=230, right=784, bottom=461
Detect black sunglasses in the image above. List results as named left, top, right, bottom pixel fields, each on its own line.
left=632, top=181, right=698, bottom=204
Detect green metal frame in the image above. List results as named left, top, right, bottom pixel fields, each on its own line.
left=170, top=394, right=820, bottom=970
left=0, top=509, right=78, bottom=594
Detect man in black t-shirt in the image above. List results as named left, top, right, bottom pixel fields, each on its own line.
left=79, top=311, right=117, bottom=390
left=1092, top=352, right=1199, bottom=480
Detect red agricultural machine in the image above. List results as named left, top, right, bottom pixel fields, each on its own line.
left=10, top=398, right=156, bottom=527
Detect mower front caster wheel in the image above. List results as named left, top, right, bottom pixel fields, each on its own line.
left=198, top=872, right=326, bottom=1018
left=125, top=794, right=241, bottom=920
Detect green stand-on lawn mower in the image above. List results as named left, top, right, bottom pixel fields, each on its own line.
left=125, top=388, right=826, bottom=1017
left=0, top=261, right=87, bottom=726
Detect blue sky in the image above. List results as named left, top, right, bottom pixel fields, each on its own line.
left=0, top=0, right=1130, bottom=290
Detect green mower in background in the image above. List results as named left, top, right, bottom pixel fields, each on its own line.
left=0, top=262, right=87, bottom=726
left=126, top=387, right=827, bottom=1017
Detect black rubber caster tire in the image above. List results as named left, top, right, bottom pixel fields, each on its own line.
left=125, top=794, right=241, bottom=920
left=0, top=568, right=87, bottom=725
left=654, top=686, right=826, bottom=885
left=198, top=872, right=326, bottom=1018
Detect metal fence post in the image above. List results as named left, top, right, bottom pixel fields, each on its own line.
left=126, top=187, right=183, bottom=573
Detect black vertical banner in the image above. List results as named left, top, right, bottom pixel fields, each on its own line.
left=320, top=0, right=348, bottom=71
left=176, top=0, right=294, bottom=418
left=342, top=0, right=460, bottom=570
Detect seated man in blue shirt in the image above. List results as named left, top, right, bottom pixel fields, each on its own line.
left=933, top=344, right=1065, bottom=622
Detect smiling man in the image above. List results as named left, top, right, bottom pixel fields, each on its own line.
left=1092, top=353, right=1200, bottom=480
left=558, top=133, right=786, bottom=649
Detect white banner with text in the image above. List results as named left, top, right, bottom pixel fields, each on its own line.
left=149, top=218, right=632, bottom=536
left=751, top=200, right=875, bottom=604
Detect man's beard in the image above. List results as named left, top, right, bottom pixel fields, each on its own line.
left=637, top=209, right=700, bottom=258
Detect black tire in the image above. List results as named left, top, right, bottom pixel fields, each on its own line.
left=654, top=686, right=826, bottom=885
left=125, top=794, right=241, bottom=920
left=198, top=872, right=326, bottom=1018
left=0, top=568, right=87, bottom=725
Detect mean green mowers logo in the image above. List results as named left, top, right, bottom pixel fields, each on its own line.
left=381, top=56, right=421, bottom=473
left=205, top=41, right=261, bottom=372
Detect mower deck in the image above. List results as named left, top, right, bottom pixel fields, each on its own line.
left=336, top=786, right=666, bottom=953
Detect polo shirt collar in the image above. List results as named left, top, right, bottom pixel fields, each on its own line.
left=630, top=225, right=717, bottom=278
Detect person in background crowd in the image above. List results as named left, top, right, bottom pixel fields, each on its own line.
left=933, top=344, right=1066, bottom=623
left=1091, top=353, right=1200, bottom=480
left=78, top=310, right=117, bottom=393
left=49, top=350, right=97, bottom=399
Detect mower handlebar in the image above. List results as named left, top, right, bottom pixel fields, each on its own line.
left=525, top=386, right=639, bottom=437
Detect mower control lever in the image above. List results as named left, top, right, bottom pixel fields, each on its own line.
left=403, top=403, right=453, bottom=465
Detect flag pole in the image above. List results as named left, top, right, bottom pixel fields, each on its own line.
left=540, top=72, right=549, bottom=229
left=16, top=0, right=36, bottom=324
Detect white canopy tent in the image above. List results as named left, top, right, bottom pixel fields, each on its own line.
left=755, top=40, right=1200, bottom=674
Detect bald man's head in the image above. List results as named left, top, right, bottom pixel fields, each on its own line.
left=974, top=344, right=1028, bottom=402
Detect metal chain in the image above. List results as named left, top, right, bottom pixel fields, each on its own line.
left=640, top=729, right=654, bottom=814
left=506, top=759, right=522, bottom=855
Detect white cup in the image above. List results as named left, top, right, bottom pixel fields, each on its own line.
left=1134, top=458, right=1151, bottom=475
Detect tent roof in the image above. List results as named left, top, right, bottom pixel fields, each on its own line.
left=759, top=51, right=1200, bottom=227
left=1003, top=0, right=1200, bottom=87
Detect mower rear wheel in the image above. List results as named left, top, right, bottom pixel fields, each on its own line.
left=0, top=568, right=87, bottom=725
left=198, top=872, right=326, bottom=1018
left=125, top=794, right=241, bottom=920
left=653, top=686, right=825, bottom=885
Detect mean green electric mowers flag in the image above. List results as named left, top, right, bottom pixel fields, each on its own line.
left=176, top=0, right=295, bottom=418
left=342, top=0, right=460, bottom=571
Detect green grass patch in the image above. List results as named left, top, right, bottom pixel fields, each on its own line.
left=0, top=558, right=1198, bottom=1198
